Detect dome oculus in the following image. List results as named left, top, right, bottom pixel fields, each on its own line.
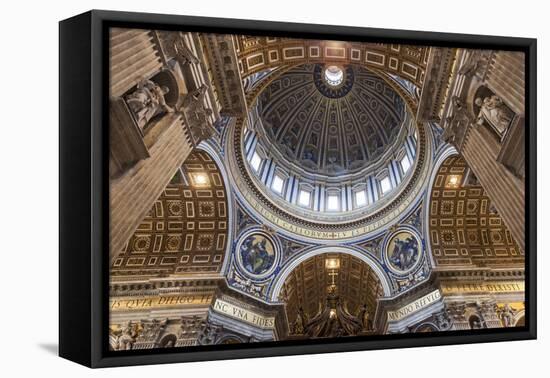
left=324, top=65, right=344, bottom=86
left=313, top=64, right=354, bottom=98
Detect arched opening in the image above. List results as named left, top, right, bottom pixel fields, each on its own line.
left=472, top=85, right=515, bottom=139
left=413, top=324, right=438, bottom=333
left=514, top=315, right=525, bottom=327
left=279, top=252, right=384, bottom=338
left=468, top=315, right=485, bottom=329
left=219, top=337, right=242, bottom=345
left=159, top=334, right=177, bottom=348
left=149, top=69, right=181, bottom=107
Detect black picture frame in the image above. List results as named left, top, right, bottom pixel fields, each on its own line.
left=59, top=9, right=537, bottom=368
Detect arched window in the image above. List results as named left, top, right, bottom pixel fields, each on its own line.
left=515, top=315, right=525, bottom=327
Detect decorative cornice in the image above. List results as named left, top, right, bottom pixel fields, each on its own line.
left=109, top=277, right=222, bottom=298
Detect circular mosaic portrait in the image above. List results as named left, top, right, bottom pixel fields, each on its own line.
left=237, top=233, right=278, bottom=277
left=385, top=230, right=422, bottom=274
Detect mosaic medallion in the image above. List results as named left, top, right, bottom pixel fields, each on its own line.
left=384, top=230, right=422, bottom=274
left=237, top=232, right=277, bottom=277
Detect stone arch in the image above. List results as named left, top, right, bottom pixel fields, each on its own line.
left=412, top=322, right=439, bottom=333
left=465, top=81, right=485, bottom=120
left=513, top=310, right=526, bottom=327
left=149, top=69, right=181, bottom=107
left=472, top=85, right=496, bottom=116
left=159, top=334, right=177, bottom=348
left=468, top=314, right=484, bottom=329
left=217, top=334, right=247, bottom=345
left=269, top=245, right=392, bottom=302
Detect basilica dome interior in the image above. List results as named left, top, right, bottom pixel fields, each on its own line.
left=255, top=64, right=407, bottom=177
left=107, top=29, right=526, bottom=350
left=242, top=63, right=418, bottom=223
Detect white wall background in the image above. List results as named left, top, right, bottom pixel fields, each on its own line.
left=0, top=0, right=545, bottom=375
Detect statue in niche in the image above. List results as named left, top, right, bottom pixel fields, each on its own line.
left=125, top=78, right=174, bottom=130
left=475, top=95, right=514, bottom=135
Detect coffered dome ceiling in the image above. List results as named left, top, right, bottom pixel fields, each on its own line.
left=257, top=64, right=406, bottom=177
left=227, top=60, right=427, bottom=240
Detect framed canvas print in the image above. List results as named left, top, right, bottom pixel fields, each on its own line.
left=59, top=10, right=536, bottom=368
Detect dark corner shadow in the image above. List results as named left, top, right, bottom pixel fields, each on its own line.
left=38, top=343, right=59, bottom=356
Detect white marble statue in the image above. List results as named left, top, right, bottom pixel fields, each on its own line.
left=125, top=79, right=174, bottom=129
left=475, top=95, right=514, bottom=135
